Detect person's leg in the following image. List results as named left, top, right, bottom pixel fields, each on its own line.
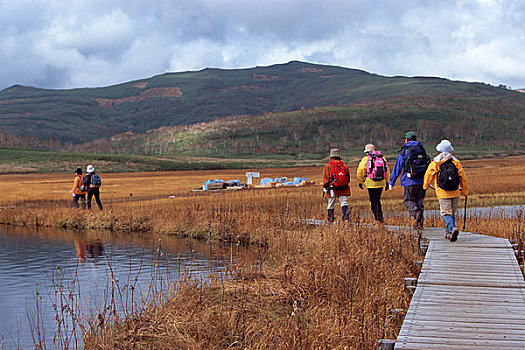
left=376, top=188, right=384, bottom=222
left=94, top=188, right=103, bottom=210
left=368, top=188, right=383, bottom=222
left=450, top=197, right=460, bottom=241
left=367, top=188, right=377, bottom=220
left=327, top=197, right=336, bottom=222
left=72, top=194, right=79, bottom=209
left=414, top=185, right=426, bottom=229
left=80, top=194, right=86, bottom=210
left=404, top=186, right=421, bottom=228
left=339, top=196, right=349, bottom=221
left=403, top=186, right=418, bottom=217
left=87, top=189, right=93, bottom=209
left=439, top=198, right=454, bottom=238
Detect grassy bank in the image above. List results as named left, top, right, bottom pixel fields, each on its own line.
left=0, top=157, right=524, bottom=349
left=0, top=147, right=301, bottom=174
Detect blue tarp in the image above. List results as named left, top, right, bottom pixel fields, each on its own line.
left=260, top=177, right=273, bottom=186
left=274, top=177, right=288, bottom=183
left=203, top=179, right=224, bottom=190
left=226, top=180, right=241, bottom=186
left=293, top=177, right=307, bottom=186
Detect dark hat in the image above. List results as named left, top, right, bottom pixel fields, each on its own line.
left=404, top=131, right=416, bottom=140
left=75, top=168, right=82, bottom=175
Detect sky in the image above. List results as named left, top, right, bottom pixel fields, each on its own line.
left=1, top=0, right=524, bottom=91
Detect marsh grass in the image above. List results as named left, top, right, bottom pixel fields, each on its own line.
left=0, top=157, right=524, bottom=349
left=83, top=224, right=420, bottom=349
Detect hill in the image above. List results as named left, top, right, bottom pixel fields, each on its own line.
left=0, top=61, right=519, bottom=145
left=69, top=95, right=525, bottom=160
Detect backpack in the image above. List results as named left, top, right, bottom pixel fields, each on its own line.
left=366, top=150, right=386, bottom=181
left=437, top=158, right=460, bottom=191
left=78, top=175, right=86, bottom=192
left=329, top=160, right=350, bottom=190
left=403, top=143, right=430, bottom=178
left=91, top=173, right=102, bottom=188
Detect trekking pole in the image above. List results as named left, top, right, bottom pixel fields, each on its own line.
left=462, top=196, right=468, bottom=231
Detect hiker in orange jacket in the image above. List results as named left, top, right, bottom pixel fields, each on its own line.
left=71, top=167, right=86, bottom=210
left=323, top=148, right=351, bottom=222
left=423, top=140, right=469, bottom=242
left=356, top=144, right=391, bottom=223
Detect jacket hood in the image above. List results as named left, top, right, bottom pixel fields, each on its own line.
left=434, top=152, right=456, bottom=164
left=401, top=140, right=420, bottom=151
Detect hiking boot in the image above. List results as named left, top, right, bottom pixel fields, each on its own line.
left=341, top=205, right=350, bottom=221
left=327, top=209, right=335, bottom=223
left=450, top=227, right=459, bottom=242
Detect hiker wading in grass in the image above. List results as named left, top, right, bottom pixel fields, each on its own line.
left=356, top=144, right=390, bottom=223
left=323, top=148, right=351, bottom=222
left=389, top=131, right=431, bottom=230
left=83, top=164, right=103, bottom=210
left=423, top=140, right=469, bottom=242
left=71, top=167, right=86, bottom=210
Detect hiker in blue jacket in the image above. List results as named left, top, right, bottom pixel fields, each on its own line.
left=389, top=131, right=430, bottom=230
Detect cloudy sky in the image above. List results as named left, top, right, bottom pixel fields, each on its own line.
left=1, top=0, right=524, bottom=90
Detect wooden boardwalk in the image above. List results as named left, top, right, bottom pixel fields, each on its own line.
left=395, top=227, right=525, bottom=349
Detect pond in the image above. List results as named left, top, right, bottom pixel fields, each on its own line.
left=0, top=226, right=232, bottom=349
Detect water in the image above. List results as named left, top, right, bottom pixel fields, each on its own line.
left=0, top=226, right=231, bottom=349
left=385, top=205, right=525, bottom=219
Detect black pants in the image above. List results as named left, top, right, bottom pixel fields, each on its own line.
left=72, top=194, right=86, bottom=210
left=87, top=188, right=103, bottom=210
left=367, top=188, right=383, bottom=222
left=403, top=185, right=426, bottom=218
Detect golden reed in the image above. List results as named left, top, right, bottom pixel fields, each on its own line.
left=0, top=157, right=523, bottom=349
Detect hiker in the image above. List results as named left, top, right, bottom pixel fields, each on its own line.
left=71, top=167, right=86, bottom=210
left=356, top=144, right=390, bottom=223
left=323, top=148, right=351, bottom=222
left=423, top=140, right=468, bottom=242
left=389, top=131, right=431, bottom=230
left=83, top=164, right=103, bottom=210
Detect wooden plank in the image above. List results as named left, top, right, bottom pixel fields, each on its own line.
left=398, top=329, right=525, bottom=341
left=395, top=336, right=525, bottom=349
left=400, top=319, right=525, bottom=331
left=394, top=226, right=525, bottom=349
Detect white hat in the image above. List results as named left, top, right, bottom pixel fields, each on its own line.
left=436, top=139, right=454, bottom=153
left=86, top=164, right=95, bottom=173
left=364, top=144, right=375, bottom=153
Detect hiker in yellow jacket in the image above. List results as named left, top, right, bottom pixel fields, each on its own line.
left=356, top=144, right=391, bottom=223
left=71, top=167, right=87, bottom=210
left=423, top=140, right=468, bottom=242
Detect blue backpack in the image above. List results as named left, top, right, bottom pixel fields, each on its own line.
left=91, top=173, right=102, bottom=188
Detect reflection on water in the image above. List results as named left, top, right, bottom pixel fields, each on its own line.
left=0, top=226, right=231, bottom=349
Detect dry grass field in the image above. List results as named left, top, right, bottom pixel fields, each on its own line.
left=0, top=156, right=524, bottom=349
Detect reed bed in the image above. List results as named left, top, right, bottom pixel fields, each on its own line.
left=0, top=156, right=524, bottom=349
left=83, top=223, right=420, bottom=349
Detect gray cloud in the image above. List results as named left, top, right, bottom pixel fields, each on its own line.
left=1, top=0, right=524, bottom=90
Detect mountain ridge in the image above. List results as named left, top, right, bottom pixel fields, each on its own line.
left=1, top=61, right=518, bottom=146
